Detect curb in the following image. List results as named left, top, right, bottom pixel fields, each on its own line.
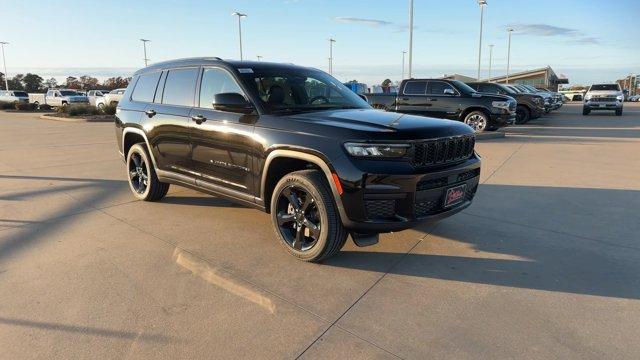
left=475, top=131, right=506, bottom=140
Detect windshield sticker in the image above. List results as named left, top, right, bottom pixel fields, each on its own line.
left=238, top=68, right=254, bottom=73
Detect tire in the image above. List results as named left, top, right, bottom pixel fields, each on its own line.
left=615, top=109, right=623, bottom=116
left=61, top=102, right=68, bottom=107
left=582, top=108, right=590, bottom=115
left=126, top=143, right=169, bottom=201
left=463, top=110, right=489, bottom=132
left=515, top=105, right=530, bottom=124
left=270, top=169, right=348, bottom=262
left=97, top=103, right=105, bottom=109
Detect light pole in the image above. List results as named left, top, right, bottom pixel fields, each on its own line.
left=232, top=12, right=247, bottom=60
left=476, top=0, right=487, bottom=81
left=256, top=55, right=263, bottom=61
left=328, top=38, right=336, bottom=75
left=408, top=0, right=414, bottom=78
left=506, top=27, right=514, bottom=84
left=140, top=39, right=150, bottom=67
left=487, top=44, right=494, bottom=82
left=1, top=41, right=9, bottom=90
left=402, top=50, right=407, bottom=79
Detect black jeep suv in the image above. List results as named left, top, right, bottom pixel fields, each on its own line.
left=115, top=58, right=481, bottom=262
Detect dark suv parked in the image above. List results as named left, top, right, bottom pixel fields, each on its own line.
left=365, top=79, right=516, bottom=132
left=115, top=58, right=481, bottom=262
left=466, top=82, right=545, bottom=124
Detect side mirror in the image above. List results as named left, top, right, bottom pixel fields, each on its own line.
left=443, top=88, right=456, bottom=96
left=212, top=93, right=254, bottom=114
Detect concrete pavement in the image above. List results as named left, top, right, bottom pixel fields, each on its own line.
left=1, top=104, right=639, bottom=359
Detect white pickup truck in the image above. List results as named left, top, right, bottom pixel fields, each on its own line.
left=44, top=89, right=89, bottom=107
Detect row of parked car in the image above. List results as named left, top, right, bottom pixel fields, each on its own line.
left=0, top=88, right=126, bottom=108
left=363, top=79, right=564, bottom=132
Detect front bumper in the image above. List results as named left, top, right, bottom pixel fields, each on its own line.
left=490, top=113, right=516, bottom=126
left=337, top=156, right=481, bottom=233
left=584, top=101, right=622, bottom=110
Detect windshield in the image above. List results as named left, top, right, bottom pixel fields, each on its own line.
left=590, top=84, right=619, bottom=91
left=451, top=80, right=476, bottom=94
left=60, top=90, right=81, bottom=96
left=238, top=67, right=370, bottom=114
left=13, top=91, right=28, bottom=97
left=496, top=84, right=516, bottom=94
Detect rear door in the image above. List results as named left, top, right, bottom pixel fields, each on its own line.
left=143, top=67, right=198, bottom=176
left=396, top=80, right=429, bottom=115
left=189, top=66, right=256, bottom=198
left=425, top=81, right=460, bottom=119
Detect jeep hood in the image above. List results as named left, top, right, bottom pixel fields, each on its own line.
left=588, top=90, right=621, bottom=96
left=288, top=109, right=474, bottom=140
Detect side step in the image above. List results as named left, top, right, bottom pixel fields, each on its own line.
left=350, top=233, right=379, bottom=247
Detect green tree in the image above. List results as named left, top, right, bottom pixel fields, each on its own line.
left=79, top=75, right=99, bottom=90
left=102, top=76, right=131, bottom=90
left=22, top=73, right=44, bottom=92
left=44, top=78, right=58, bottom=89
left=7, top=74, right=25, bottom=90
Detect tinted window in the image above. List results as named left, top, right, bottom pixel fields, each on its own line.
left=478, top=83, right=499, bottom=94
left=403, top=81, right=427, bottom=95
left=162, top=68, right=199, bottom=106
left=131, top=72, right=161, bottom=102
left=14, top=91, right=28, bottom=96
left=198, top=68, right=244, bottom=108
left=427, top=81, right=456, bottom=95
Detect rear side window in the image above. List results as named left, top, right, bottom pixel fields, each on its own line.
left=478, top=84, right=498, bottom=94
left=403, top=81, right=427, bottom=95
left=131, top=72, right=161, bottom=103
left=427, top=81, right=456, bottom=95
left=162, top=68, right=199, bottom=106
left=198, top=68, right=244, bottom=108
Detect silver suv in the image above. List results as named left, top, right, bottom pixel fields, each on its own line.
left=583, top=84, right=623, bottom=116
left=0, top=90, right=29, bottom=105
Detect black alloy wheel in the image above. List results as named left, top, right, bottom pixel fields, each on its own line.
left=275, top=185, right=321, bottom=251
left=128, top=151, right=149, bottom=194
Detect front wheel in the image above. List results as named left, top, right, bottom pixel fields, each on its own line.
left=582, top=108, right=590, bottom=115
left=97, top=103, right=105, bottom=109
left=271, top=169, right=348, bottom=262
left=515, top=105, right=530, bottom=124
left=615, top=109, right=623, bottom=116
left=463, top=110, right=489, bottom=132
left=126, top=143, right=170, bottom=201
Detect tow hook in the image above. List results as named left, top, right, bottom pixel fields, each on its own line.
left=350, top=233, right=379, bottom=247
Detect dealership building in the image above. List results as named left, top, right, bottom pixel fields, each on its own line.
left=485, top=66, right=568, bottom=91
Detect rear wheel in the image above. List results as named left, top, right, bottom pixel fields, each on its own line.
left=463, top=110, right=489, bottom=132
left=515, top=105, right=530, bottom=124
left=126, top=143, right=169, bottom=201
left=271, top=169, right=348, bottom=262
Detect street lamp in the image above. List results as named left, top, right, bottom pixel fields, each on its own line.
left=140, top=39, right=150, bottom=67
left=402, top=50, right=407, bottom=80
left=328, top=38, right=336, bottom=75
left=487, top=44, right=494, bottom=82
left=232, top=12, right=247, bottom=60
left=506, top=27, right=514, bottom=84
left=256, top=55, right=263, bottom=61
left=0, top=42, right=9, bottom=90
left=476, top=0, right=487, bottom=81
left=408, top=0, right=414, bottom=78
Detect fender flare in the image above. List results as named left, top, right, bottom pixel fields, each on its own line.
left=122, top=127, right=158, bottom=168
left=260, top=149, right=347, bottom=222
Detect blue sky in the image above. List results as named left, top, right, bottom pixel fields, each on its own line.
left=4, top=0, right=639, bottom=86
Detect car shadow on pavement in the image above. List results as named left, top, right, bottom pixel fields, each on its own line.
left=0, top=316, right=179, bottom=343
left=324, top=184, right=640, bottom=300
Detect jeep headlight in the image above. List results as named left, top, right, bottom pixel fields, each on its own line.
left=491, top=101, right=510, bottom=110
left=344, top=143, right=410, bottom=158
left=584, top=94, right=592, bottom=101
left=616, top=94, right=623, bottom=100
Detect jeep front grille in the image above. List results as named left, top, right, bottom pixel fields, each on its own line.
left=413, top=135, right=475, bottom=167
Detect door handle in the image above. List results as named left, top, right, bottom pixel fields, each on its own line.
left=191, top=114, right=207, bottom=124
left=427, top=98, right=438, bottom=101
left=145, top=109, right=156, bottom=118
left=401, top=97, right=410, bottom=101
